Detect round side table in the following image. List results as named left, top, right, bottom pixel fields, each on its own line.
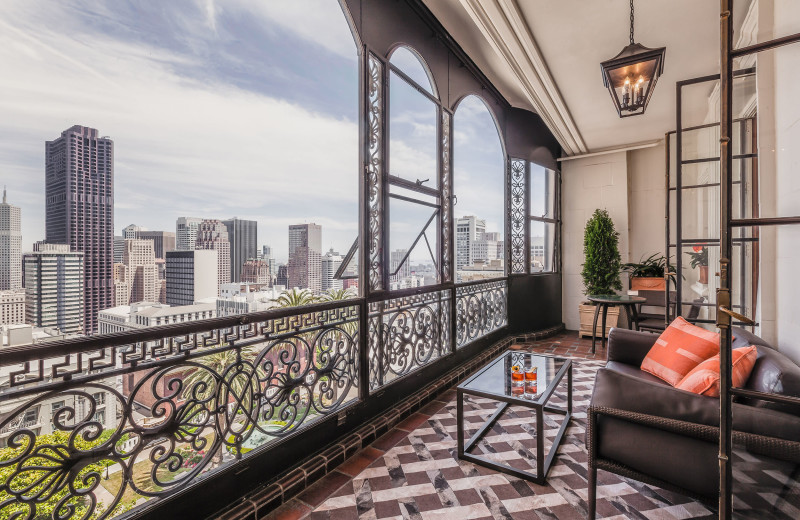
left=587, top=294, right=647, bottom=354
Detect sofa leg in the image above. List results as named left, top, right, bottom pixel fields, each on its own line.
left=587, top=463, right=597, bottom=519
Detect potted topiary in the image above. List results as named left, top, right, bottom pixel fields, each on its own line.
left=579, top=209, right=622, bottom=338
left=622, top=253, right=673, bottom=291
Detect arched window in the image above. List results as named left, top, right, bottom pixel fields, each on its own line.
left=4, top=0, right=360, bottom=307
left=453, top=95, right=505, bottom=282
left=387, top=45, right=442, bottom=288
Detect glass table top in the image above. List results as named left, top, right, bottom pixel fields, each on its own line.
left=587, top=294, right=646, bottom=304
left=460, top=352, right=569, bottom=403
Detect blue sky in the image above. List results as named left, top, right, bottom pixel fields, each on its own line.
left=1, top=0, right=506, bottom=264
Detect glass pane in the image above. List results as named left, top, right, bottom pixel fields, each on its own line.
left=389, top=46, right=436, bottom=96
left=389, top=197, right=439, bottom=288
left=530, top=221, right=555, bottom=273
left=530, top=165, right=555, bottom=220
left=389, top=70, right=438, bottom=188
left=453, top=95, right=505, bottom=282
left=681, top=160, right=719, bottom=187
left=680, top=185, right=720, bottom=241
left=679, top=243, right=718, bottom=326
left=733, top=0, right=800, bottom=50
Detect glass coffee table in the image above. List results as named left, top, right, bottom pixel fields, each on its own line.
left=456, top=352, right=572, bottom=484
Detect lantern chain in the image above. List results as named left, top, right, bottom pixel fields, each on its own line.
left=630, top=0, right=635, bottom=44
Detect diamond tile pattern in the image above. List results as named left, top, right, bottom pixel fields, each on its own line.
left=301, top=344, right=800, bottom=519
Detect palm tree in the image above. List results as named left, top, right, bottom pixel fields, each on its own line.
left=272, top=288, right=319, bottom=308
left=320, top=287, right=356, bottom=301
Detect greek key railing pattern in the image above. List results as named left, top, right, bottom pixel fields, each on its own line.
left=509, top=158, right=527, bottom=273
left=368, top=290, right=452, bottom=391
left=0, top=304, right=359, bottom=520
left=366, top=52, right=385, bottom=291
left=440, top=110, right=452, bottom=283
left=456, top=280, right=508, bottom=348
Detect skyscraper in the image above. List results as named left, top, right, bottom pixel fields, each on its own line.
left=24, top=243, right=84, bottom=334
left=45, top=125, right=113, bottom=334
left=136, top=231, right=176, bottom=259
left=165, top=250, right=218, bottom=306
left=113, top=236, right=125, bottom=263
left=456, top=216, right=486, bottom=270
left=194, top=219, right=230, bottom=293
left=261, top=245, right=276, bottom=286
left=122, top=224, right=146, bottom=239
left=321, top=249, right=343, bottom=292
left=123, top=239, right=158, bottom=303
left=176, top=217, right=203, bottom=251
left=390, top=249, right=410, bottom=283
left=241, top=259, right=270, bottom=285
left=0, top=188, right=22, bottom=290
left=287, top=223, right=322, bottom=293
left=222, top=218, right=257, bottom=283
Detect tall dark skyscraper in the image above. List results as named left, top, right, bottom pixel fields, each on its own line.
left=222, top=218, right=257, bottom=283
left=288, top=223, right=321, bottom=293
left=46, top=125, right=114, bottom=333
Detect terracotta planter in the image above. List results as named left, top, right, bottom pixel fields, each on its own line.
left=699, top=265, right=709, bottom=284
left=578, top=303, right=620, bottom=338
left=630, top=276, right=666, bottom=291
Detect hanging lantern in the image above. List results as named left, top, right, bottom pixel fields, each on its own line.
left=600, top=0, right=666, bottom=117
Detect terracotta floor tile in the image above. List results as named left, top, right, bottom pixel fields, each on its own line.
left=371, top=428, right=409, bottom=451
left=394, top=412, right=431, bottom=432
left=337, top=446, right=385, bottom=477
left=264, top=499, right=311, bottom=520
left=296, top=471, right=353, bottom=508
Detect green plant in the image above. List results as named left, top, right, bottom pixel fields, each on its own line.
left=581, top=209, right=622, bottom=295
left=685, top=246, right=708, bottom=268
left=622, top=253, right=677, bottom=278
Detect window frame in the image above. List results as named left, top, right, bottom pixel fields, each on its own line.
left=528, top=164, right=561, bottom=274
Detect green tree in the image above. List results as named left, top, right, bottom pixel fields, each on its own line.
left=581, top=209, right=622, bottom=295
left=320, top=288, right=356, bottom=302
left=272, top=288, right=319, bottom=308
left=0, top=429, right=133, bottom=520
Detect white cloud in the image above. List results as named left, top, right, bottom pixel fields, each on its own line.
left=0, top=1, right=359, bottom=263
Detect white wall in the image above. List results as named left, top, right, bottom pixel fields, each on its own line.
left=771, top=0, right=800, bottom=361
left=628, top=143, right=667, bottom=263
left=561, top=152, right=629, bottom=330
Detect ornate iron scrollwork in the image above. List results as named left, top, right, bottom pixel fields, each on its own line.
left=366, top=53, right=385, bottom=291
left=368, top=290, right=451, bottom=391
left=440, top=110, right=452, bottom=283
left=0, top=304, right=360, bottom=519
left=456, top=280, right=508, bottom=348
left=508, top=158, right=527, bottom=273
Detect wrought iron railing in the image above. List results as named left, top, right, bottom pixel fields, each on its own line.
left=456, top=279, right=508, bottom=348
left=0, top=281, right=507, bottom=519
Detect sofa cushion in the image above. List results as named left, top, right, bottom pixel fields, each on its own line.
left=744, top=345, right=800, bottom=415
left=676, top=346, right=758, bottom=397
left=640, top=317, right=720, bottom=386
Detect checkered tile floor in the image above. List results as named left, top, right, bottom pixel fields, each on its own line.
left=272, top=333, right=800, bottom=520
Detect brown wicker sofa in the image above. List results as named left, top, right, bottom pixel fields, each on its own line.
left=587, top=326, right=800, bottom=517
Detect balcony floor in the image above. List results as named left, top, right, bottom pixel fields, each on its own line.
left=265, top=331, right=800, bottom=520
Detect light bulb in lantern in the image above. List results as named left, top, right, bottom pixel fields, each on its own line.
left=623, top=77, right=631, bottom=107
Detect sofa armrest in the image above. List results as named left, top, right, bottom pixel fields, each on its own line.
left=591, top=367, right=719, bottom=426
left=606, top=328, right=658, bottom=366
left=590, top=367, right=800, bottom=444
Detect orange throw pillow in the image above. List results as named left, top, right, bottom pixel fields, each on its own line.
left=675, top=346, right=758, bottom=397
left=640, top=317, right=720, bottom=386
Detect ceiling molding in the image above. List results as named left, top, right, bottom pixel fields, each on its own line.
left=459, top=0, right=588, bottom=155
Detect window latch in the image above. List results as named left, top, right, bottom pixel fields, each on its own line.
left=416, top=178, right=429, bottom=186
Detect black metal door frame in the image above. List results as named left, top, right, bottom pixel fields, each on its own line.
left=718, top=3, right=800, bottom=518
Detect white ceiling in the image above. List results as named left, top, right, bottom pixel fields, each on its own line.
left=423, top=0, right=747, bottom=155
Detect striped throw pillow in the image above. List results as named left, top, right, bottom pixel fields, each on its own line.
left=675, top=346, right=758, bottom=397
left=640, top=317, right=720, bottom=386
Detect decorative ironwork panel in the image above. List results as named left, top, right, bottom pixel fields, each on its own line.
left=0, top=304, right=359, bottom=519
left=440, top=110, right=452, bottom=283
left=508, top=158, right=527, bottom=273
left=366, top=53, right=385, bottom=291
left=456, top=280, right=508, bottom=348
left=368, top=290, right=452, bottom=391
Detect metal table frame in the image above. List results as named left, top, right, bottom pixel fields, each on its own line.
left=588, top=295, right=646, bottom=354
left=456, top=352, right=572, bottom=485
